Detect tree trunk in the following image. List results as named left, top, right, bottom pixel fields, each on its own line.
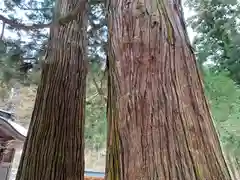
left=225, top=152, right=240, bottom=180
left=105, top=0, right=231, bottom=179
left=15, top=0, right=88, bottom=179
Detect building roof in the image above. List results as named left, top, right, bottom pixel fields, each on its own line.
left=0, top=109, right=27, bottom=141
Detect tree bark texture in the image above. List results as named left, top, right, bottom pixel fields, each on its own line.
left=225, top=153, right=240, bottom=180
left=105, top=0, right=231, bottom=179
left=15, top=0, right=88, bottom=179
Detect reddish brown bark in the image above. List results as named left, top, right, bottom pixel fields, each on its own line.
left=105, top=0, right=231, bottom=180
left=15, top=0, right=88, bottom=180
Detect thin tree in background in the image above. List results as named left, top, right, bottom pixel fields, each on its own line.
left=105, top=0, right=231, bottom=179
left=15, top=0, right=88, bottom=179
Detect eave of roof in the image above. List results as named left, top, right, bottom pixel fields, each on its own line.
left=0, top=116, right=27, bottom=141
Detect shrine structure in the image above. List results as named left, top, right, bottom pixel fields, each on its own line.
left=0, top=109, right=27, bottom=180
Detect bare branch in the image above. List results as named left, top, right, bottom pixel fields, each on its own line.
left=16, top=5, right=53, bottom=11
left=0, top=0, right=86, bottom=31
left=86, top=93, right=98, bottom=104
left=92, top=75, right=107, bottom=103
left=0, top=22, right=5, bottom=40
left=0, top=0, right=89, bottom=40
left=0, top=14, right=50, bottom=31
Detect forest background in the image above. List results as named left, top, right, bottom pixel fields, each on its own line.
left=0, top=0, right=240, bottom=175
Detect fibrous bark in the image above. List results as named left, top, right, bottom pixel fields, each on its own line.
left=15, top=0, right=88, bottom=179
left=105, top=0, right=231, bottom=179
left=225, top=152, right=240, bottom=180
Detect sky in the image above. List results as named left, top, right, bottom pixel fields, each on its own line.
left=0, top=1, right=196, bottom=43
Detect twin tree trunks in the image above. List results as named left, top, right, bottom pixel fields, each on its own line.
left=105, top=0, right=231, bottom=180
left=12, top=0, right=231, bottom=180
left=15, top=0, right=88, bottom=179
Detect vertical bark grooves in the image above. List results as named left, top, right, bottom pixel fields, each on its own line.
left=225, top=153, right=240, bottom=180
left=106, top=0, right=231, bottom=179
left=15, top=1, right=88, bottom=180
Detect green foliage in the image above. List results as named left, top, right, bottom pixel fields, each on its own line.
left=185, top=0, right=240, bottom=84
left=85, top=68, right=107, bottom=150
left=203, top=69, right=240, bottom=157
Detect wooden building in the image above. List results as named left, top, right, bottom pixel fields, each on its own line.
left=0, top=109, right=27, bottom=180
